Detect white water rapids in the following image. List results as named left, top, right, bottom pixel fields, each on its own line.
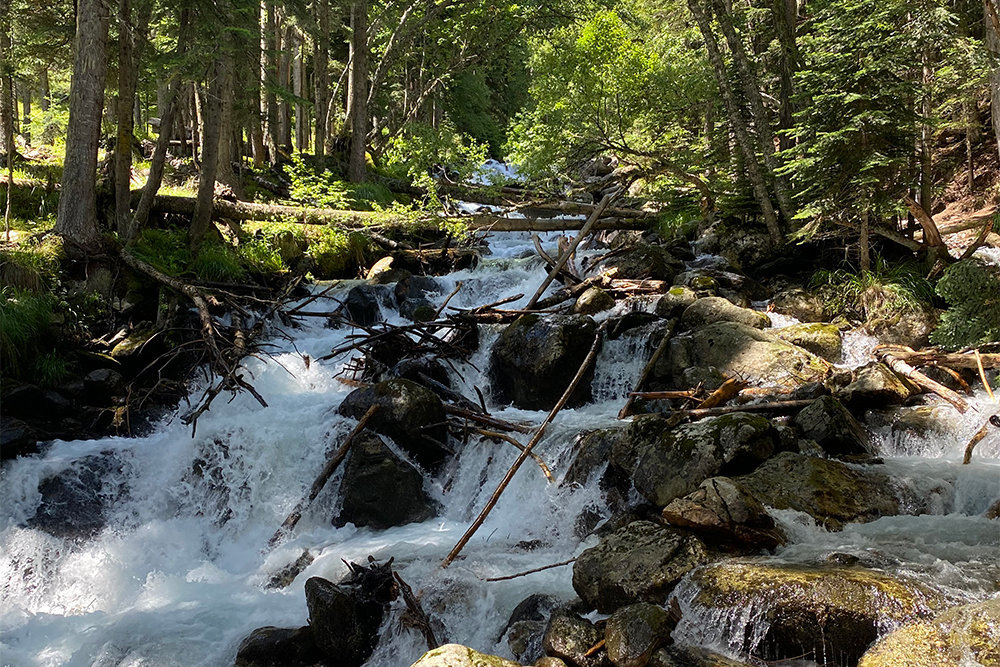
left=2, top=233, right=998, bottom=667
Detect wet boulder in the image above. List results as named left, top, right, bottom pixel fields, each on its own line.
left=543, top=611, right=605, bottom=667
left=335, top=431, right=438, bottom=529
left=27, top=453, right=126, bottom=540
left=596, top=241, right=684, bottom=283
left=654, top=286, right=698, bottom=319
left=410, top=644, right=521, bottom=667
left=680, top=297, right=771, bottom=330
left=234, top=626, right=324, bottom=667
left=573, top=286, right=616, bottom=315
left=1, top=416, right=38, bottom=459
left=344, top=284, right=392, bottom=325
left=770, top=287, right=827, bottom=323
left=399, top=297, right=437, bottom=322
left=604, top=603, right=676, bottom=667
left=338, top=379, right=450, bottom=469
left=623, top=413, right=776, bottom=508
left=563, top=428, right=624, bottom=488
left=81, top=369, right=126, bottom=406
left=648, top=646, right=755, bottom=667
left=503, top=594, right=560, bottom=663
left=772, top=323, right=842, bottom=362
left=394, top=274, right=441, bottom=303
left=685, top=560, right=948, bottom=667
left=490, top=314, right=599, bottom=411
left=832, top=362, right=918, bottom=409
left=305, top=561, right=397, bottom=667
left=858, top=597, right=1000, bottom=667
left=656, top=322, right=831, bottom=390
left=2, top=382, right=74, bottom=421
left=661, top=477, right=786, bottom=550
left=738, top=452, right=901, bottom=529
left=573, top=520, right=711, bottom=613
left=792, top=396, right=872, bottom=457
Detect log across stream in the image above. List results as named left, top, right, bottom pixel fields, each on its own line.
left=1, top=231, right=998, bottom=667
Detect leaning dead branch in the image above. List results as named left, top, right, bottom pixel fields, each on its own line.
left=877, top=349, right=972, bottom=413
left=442, top=321, right=607, bottom=568
left=472, top=429, right=554, bottom=482
left=483, top=557, right=577, bottom=582
left=394, top=572, right=440, bottom=650
left=618, top=318, right=678, bottom=419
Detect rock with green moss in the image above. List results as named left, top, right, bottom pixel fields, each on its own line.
left=737, top=451, right=901, bottom=528
left=543, top=612, right=604, bottom=667
left=687, top=560, right=949, bottom=666
left=338, top=379, right=449, bottom=469
left=770, top=287, right=828, bottom=323
left=656, top=322, right=831, bottom=390
left=490, top=314, right=599, bottom=411
left=680, top=297, right=771, bottom=330
left=930, top=258, right=1000, bottom=350
left=772, top=323, right=842, bottom=362
left=410, top=644, right=522, bottom=667
left=858, top=597, right=1000, bottom=667
left=625, top=413, right=776, bottom=508
left=572, top=520, right=711, bottom=613
left=655, top=286, right=699, bottom=318
left=573, top=286, right=616, bottom=315
left=604, top=602, right=676, bottom=667
left=792, top=395, right=872, bottom=457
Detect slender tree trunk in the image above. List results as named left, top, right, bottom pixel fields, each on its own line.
left=348, top=0, right=368, bottom=182
left=313, top=0, right=329, bottom=161
left=190, top=59, right=224, bottom=252
left=0, top=0, right=12, bottom=240
left=687, top=0, right=782, bottom=244
left=39, top=66, right=50, bottom=111
left=278, top=23, right=292, bottom=151
left=115, top=0, right=135, bottom=238
left=860, top=208, right=870, bottom=273
left=19, top=81, right=29, bottom=144
left=264, top=0, right=279, bottom=162
left=216, top=55, right=244, bottom=199
left=249, top=0, right=266, bottom=167
left=56, top=0, right=111, bottom=253
left=293, top=30, right=308, bottom=153
left=987, top=0, right=1000, bottom=163
left=710, top=0, right=793, bottom=226
left=919, top=50, right=933, bottom=212
left=772, top=0, right=798, bottom=152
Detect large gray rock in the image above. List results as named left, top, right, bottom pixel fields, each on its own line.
left=771, top=323, right=842, bottom=362
left=655, top=322, right=831, bottom=390
left=738, top=452, right=901, bottom=529
left=344, top=284, right=392, bottom=326
left=563, top=428, right=623, bottom=487
left=338, top=379, right=450, bottom=469
left=680, top=297, right=771, bottom=330
left=543, top=612, right=604, bottom=667
left=686, top=560, right=948, bottom=666
left=622, top=413, right=776, bottom=508
left=833, top=362, right=918, bottom=409
left=648, top=646, right=755, bottom=667
left=654, top=286, right=698, bottom=319
left=605, top=603, right=676, bottom=667
left=868, top=307, right=939, bottom=349
left=596, top=242, right=684, bottom=283
left=490, top=314, right=599, bottom=411
left=572, top=520, right=710, bottom=613
left=661, top=477, right=786, bottom=550
left=792, top=395, right=872, bottom=457
left=336, top=431, right=438, bottom=529
left=770, top=287, right=828, bottom=323
left=573, top=286, right=615, bottom=315
left=234, top=626, right=323, bottom=667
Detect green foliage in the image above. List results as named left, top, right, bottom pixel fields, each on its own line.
left=308, top=227, right=371, bottom=278
left=192, top=242, right=246, bottom=282
left=32, top=351, right=71, bottom=387
left=237, top=238, right=286, bottom=274
left=132, top=228, right=191, bottom=276
left=384, top=121, right=488, bottom=185
left=284, top=154, right=396, bottom=211
left=930, top=259, right=1000, bottom=350
left=810, top=257, right=934, bottom=324
left=0, top=286, right=56, bottom=379
left=0, top=237, right=63, bottom=292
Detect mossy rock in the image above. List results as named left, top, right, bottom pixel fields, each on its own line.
left=770, top=287, right=828, bottom=323
left=858, top=598, right=1000, bottom=667
left=410, top=644, right=521, bottom=667
left=655, top=286, right=698, bottom=318
left=772, top=322, right=842, bottom=362
left=688, top=560, right=949, bottom=666
left=573, top=286, right=616, bottom=315
left=680, top=297, right=771, bottom=330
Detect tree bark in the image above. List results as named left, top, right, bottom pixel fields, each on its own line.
left=687, top=0, right=782, bottom=245
left=859, top=208, right=870, bottom=273
left=348, top=0, right=368, bottom=182
left=293, top=28, right=308, bottom=153
left=216, top=52, right=244, bottom=200
left=115, top=0, right=135, bottom=238
left=986, top=0, right=1000, bottom=163
left=278, top=22, right=293, bottom=151
left=313, top=0, right=329, bottom=160
left=56, top=0, right=111, bottom=253
left=19, top=80, right=29, bottom=144
left=190, top=58, right=224, bottom=252
left=264, top=0, right=279, bottom=162
left=248, top=0, right=266, bottom=167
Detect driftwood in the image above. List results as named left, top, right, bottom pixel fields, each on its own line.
left=443, top=404, right=533, bottom=434
left=618, top=318, right=678, bottom=419
left=442, top=321, right=608, bottom=568
left=472, top=429, right=554, bottom=482
left=533, top=233, right=581, bottom=284
left=628, top=390, right=700, bottom=400
left=525, top=192, right=616, bottom=310
left=669, top=399, right=817, bottom=419
left=963, top=421, right=992, bottom=464
left=696, top=377, right=749, bottom=410
left=394, top=572, right=440, bottom=650
left=267, top=404, right=379, bottom=550
left=877, top=349, right=972, bottom=413
left=484, top=557, right=577, bottom=582
left=874, top=346, right=1000, bottom=371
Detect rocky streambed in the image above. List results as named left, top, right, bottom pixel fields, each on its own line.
left=2, top=226, right=998, bottom=667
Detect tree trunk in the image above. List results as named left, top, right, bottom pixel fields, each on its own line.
left=986, top=0, right=1000, bottom=163
left=687, top=0, right=782, bottom=245
left=313, top=0, right=329, bottom=161
left=216, top=53, right=244, bottom=200
left=772, top=0, right=798, bottom=152
left=39, top=66, right=50, bottom=112
left=190, top=59, right=224, bottom=252
left=264, top=0, right=279, bottom=162
left=919, top=50, right=933, bottom=211
left=19, top=81, right=29, bottom=144
left=860, top=208, right=870, bottom=273
left=115, top=0, right=135, bottom=238
left=278, top=23, right=293, bottom=151
left=0, top=0, right=14, bottom=158
left=248, top=0, right=266, bottom=167
left=56, top=0, right=111, bottom=254
left=293, top=28, right=308, bottom=153
left=348, top=0, right=368, bottom=182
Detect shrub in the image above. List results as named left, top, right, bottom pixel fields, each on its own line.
left=308, top=227, right=370, bottom=278
left=930, top=258, right=1000, bottom=350
left=1, top=286, right=56, bottom=379
left=132, top=228, right=190, bottom=276
left=810, top=258, right=934, bottom=324
left=192, top=241, right=246, bottom=282
left=33, top=351, right=71, bottom=387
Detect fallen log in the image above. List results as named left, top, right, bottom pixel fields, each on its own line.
left=873, top=346, right=1000, bottom=371
left=697, top=377, right=749, bottom=410
left=877, top=350, right=971, bottom=413
left=673, top=399, right=817, bottom=419
left=443, top=404, right=533, bottom=434
left=962, top=420, right=991, bottom=464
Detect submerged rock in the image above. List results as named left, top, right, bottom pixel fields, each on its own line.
left=338, top=379, right=450, bottom=469
left=685, top=560, right=948, bottom=667
left=648, top=646, right=755, bottom=666
left=409, top=644, right=521, bottom=667
left=680, top=297, right=771, bottom=330
left=490, top=314, right=599, bottom=411
left=335, top=431, right=438, bottom=529
left=234, top=626, right=323, bottom=667
left=27, top=453, right=126, bottom=540
left=656, top=322, right=831, bottom=390
left=858, top=597, right=1000, bottom=667
left=623, top=413, right=776, bottom=508
left=661, top=476, right=786, bottom=550
left=738, top=451, right=900, bottom=529
left=605, top=602, right=676, bottom=667
left=573, top=520, right=711, bottom=613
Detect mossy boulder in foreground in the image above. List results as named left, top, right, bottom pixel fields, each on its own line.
left=409, top=644, right=521, bottom=667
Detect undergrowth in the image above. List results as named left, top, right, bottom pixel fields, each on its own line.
left=810, top=257, right=935, bottom=324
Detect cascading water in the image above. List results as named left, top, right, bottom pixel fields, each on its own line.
left=2, top=232, right=998, bottom=667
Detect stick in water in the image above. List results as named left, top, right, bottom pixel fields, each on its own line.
left=441, top=322, right=607, bottom=568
